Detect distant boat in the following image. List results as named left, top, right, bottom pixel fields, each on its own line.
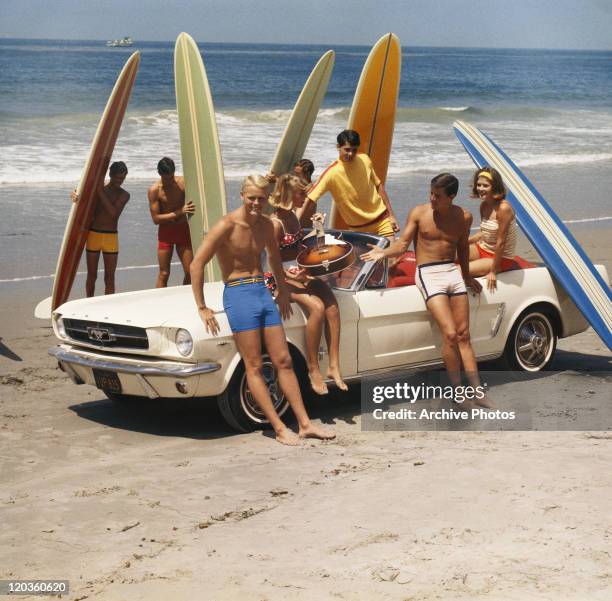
left=106, top=37, right=133, bottom=47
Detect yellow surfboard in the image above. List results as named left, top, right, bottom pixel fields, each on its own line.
left=330, top=33, right=401, bottom=229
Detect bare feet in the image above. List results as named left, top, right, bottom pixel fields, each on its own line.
left=308, top=370, right=328, bottom=395
left=327, top=367, right=348, bottom=391
left=475, top=394, right=495, bottom=409
left=461, top=395, right=495, bottom=411
left=299, top=423, right=336, bottom=441
left=275, top=428, right=301, bottom=446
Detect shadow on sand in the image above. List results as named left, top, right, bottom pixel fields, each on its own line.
left=0, top=338, right=22, bottom=361
left=68, top=350, right=610, bottom=439
left=69, top=395, right=239, bottom=441
left=549, top=348, right=611, bottom=371
left=68, top=387, right=358, bottom=440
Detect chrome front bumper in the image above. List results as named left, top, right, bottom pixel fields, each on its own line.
left=49, top=346, right=220, bottom=376
left=49, top=346, right=221, bottom=399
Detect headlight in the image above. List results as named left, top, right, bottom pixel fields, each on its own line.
left=56, top=316, right=67, bottom=339
left=175, top=329, right=193, bottom=357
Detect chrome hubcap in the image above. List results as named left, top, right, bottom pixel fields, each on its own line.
left=516, top=316, right=552, bottom=369
left=240, top=358, right=288, bottom=423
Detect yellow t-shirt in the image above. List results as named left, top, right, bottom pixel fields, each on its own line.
left=307, top=153, right=385, bottom=226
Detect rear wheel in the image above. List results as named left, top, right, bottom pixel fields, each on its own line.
left=503, top=308, right=557, bottom=371
left=217, top=350, right=308, bottom=432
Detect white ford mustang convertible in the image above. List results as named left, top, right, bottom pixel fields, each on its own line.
left=49, top=231, right=606, bottom=431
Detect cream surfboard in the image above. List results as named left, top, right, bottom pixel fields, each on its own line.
left=269, top=50, right=335, bottom=177
left=454, top=120, right=612, bottom=350
left=329, top=33, right=401, bottom=229
left=46, top=51, right=140, bottom=317
left=34, top=296, right=53, bottom=319
left=175, top=32, right=227, bottom=283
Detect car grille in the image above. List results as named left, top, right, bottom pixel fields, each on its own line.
left=63, top=319, right=149, bottom=350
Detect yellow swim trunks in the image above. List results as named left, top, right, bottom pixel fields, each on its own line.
left=86, top=229, right=118, bottom=254
left=348, top=215, right=395, bottom=238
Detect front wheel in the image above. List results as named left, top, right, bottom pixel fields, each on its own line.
left=217, top=351, right=307, bottom=433
left=502, top=308, right=557, bottom=371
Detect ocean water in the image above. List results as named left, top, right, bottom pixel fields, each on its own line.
left=1, top=38, right=611, bottom=282
left=2, top=39, right=611, bottom=182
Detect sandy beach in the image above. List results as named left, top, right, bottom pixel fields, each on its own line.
left=1, top=217, right=611, bottom=600
left=1, top=34, right=611, bottom=601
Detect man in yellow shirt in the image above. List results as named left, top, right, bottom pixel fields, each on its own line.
left=301, top=130, right=399, bottom=238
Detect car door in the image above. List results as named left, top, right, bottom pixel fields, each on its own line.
left=356, top=284, right=480, bottom=372
left=468, top=270, right=527, bottom=356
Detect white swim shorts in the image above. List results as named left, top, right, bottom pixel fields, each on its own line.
left=415, top=261, right=467, bottom=302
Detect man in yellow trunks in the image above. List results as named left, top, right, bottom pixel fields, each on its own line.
left=300, top=130, right=399, bottom=238
left=71, top=161, right=130, bottom=296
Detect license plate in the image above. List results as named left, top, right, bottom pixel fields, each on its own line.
left=93, top=369, right=122, bottom=394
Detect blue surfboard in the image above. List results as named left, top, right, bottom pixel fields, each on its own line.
left=454, top=120, right=612, bottom=350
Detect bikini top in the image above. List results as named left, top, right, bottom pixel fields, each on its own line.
left=272, top=215, right=305, bottom=250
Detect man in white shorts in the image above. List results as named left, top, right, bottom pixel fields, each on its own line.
left=361, top=173, right=492, bottom=407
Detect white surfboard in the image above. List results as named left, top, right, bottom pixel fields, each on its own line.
left=34, top=296, right=53, bottom=320
left=454, top=120, right=612, bottom=350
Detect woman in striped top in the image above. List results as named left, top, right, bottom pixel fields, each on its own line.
left=468, top=167, right=518, bottom=291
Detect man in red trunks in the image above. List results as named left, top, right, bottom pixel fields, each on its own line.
left=148, top=157, right=195, bottom=287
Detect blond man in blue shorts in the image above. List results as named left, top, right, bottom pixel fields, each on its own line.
left=190, top=174, right=336, bottom=446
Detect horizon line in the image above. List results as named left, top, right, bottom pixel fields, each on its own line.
left=0, top=36, right=610, bottom=53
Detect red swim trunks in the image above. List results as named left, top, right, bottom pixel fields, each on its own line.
left=475, top=243, right=517, bottom=271
left=158, top=221, right=192, bottom=251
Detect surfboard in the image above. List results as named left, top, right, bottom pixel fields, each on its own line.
left=34, top=296, right=52, bottom=320
left=175, top=32, right=227, bottom=283
left=454, top=120, right=612, bottom=350
left=48, top=51, right=140, bottom=315
left=329, top=33, right=401, bottom=229
left=269, top=50, right=335, bottom=177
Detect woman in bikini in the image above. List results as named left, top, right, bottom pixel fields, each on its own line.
left=468, top=166, right=518, bottom=292
left=268, top=173, right=347, bottom=395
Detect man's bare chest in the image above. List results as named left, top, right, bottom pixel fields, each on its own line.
left=158, top=185, right=184, bottom=210
left=419, top=217, right=462, bottom=243
left=226, top=226, right=267, bottom=257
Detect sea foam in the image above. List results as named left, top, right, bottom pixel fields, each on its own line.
left=1, top=106, right=611, bottom=185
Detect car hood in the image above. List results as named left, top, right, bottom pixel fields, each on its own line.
left=54, top=283, right=225, bottom=329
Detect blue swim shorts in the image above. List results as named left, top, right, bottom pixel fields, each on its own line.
left=223, top=277, right=283, bottom=333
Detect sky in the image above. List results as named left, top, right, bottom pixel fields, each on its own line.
left=0, top=0, right=611, bottom=50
